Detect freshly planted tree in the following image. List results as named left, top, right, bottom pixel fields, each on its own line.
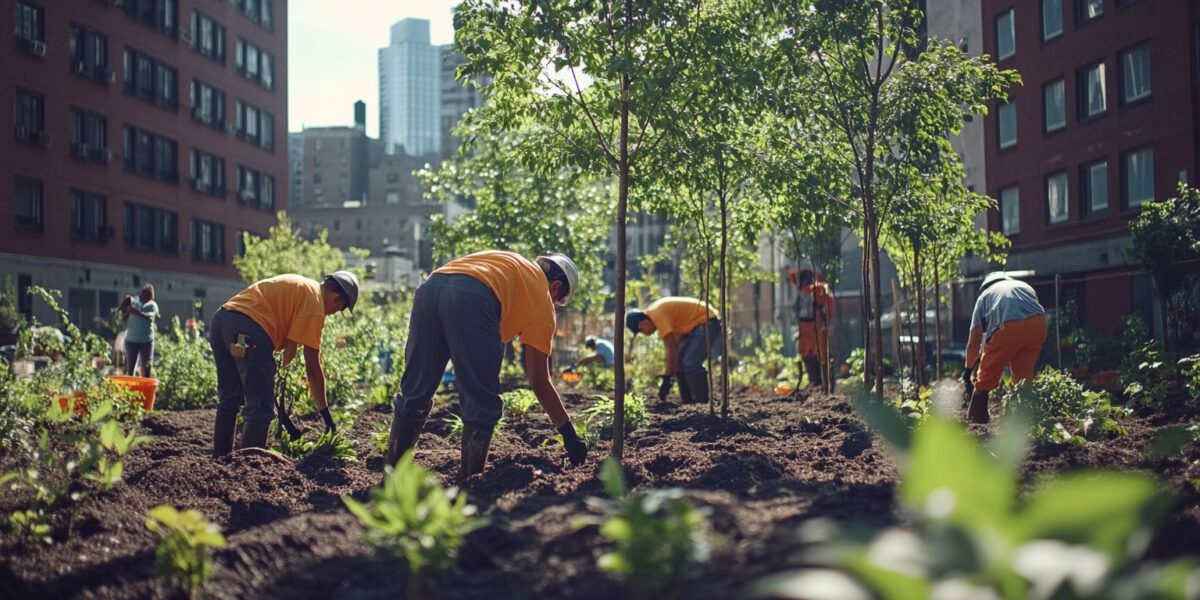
left=1129, top=183, right=1200, bottom=353
left=144, top=505, right=227, bottom=597
left=233, top=212, right=354, bottom=285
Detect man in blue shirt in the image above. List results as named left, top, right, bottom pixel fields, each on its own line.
left=965, top=272, right=1047, bottom=423
left=574, top=336, right=615, bottom=369
left=123, top=284, right=158, bottom=377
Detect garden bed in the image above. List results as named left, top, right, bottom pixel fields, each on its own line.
left=1, top=388, right=1198, bottom=599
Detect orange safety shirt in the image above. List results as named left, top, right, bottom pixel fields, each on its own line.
left=644, top=297, right=718, bottom=339
left=222, top=274, right=326, bottom=351
left=434, top=250, right=557, bottom=355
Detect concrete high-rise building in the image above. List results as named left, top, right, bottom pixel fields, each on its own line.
left=440, top=45, right=485, bottom=158
left=298, top=101, right=372, bottom=207
left=1, top=0, right=287, bottom=328
left=378, top=18, right=440, bottom=156
left=289, top=131, right=305, bottom=205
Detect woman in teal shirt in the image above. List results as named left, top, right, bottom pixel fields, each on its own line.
left=123, top=284, right=158, bottom=377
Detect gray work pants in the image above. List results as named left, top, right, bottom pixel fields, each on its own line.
left=124, top=340, right=154, bottom=377
left=209, top=308, right=276, bottom=425
left=679, top=318, right=723, bottom=374
left=393, top=274, right=504, bottom=429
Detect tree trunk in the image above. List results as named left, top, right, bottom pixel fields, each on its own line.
left=753, top=281, right=762, bottom=348
left=860, top=216, right=872, bottom=386
left=915, top=247, right=927, bottom=386
left=869, top=209, right=886, bottom=396
left=611, top=4, right=631, bottom=461
left=718, top=152, right=731, bottom=419
left=933, top=251, right=943, bottom=381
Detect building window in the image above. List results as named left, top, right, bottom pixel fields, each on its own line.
left=14, top=2, right=44, bottom=54
left=997, top=102, right=1017, bottom=149
left=123, top=48, right=177, bottom=110
left=190, top=11, right=225, bottom=64
left=1122, top=146, right=1154, bottom=208
left=235, top=0, right=273, bottom=30
left=123, top=0, right=178, bottom=37
left=1042, top=0, right=1062, bottom=39
left=995, top=9, right=1015, bottom=60
left=386, top=191, right=400, bottom=205
left=190, top=150, right=226, bottom=196
left=123, top=202, right=178, bottom=254
left=1046, top=172, right=1069, bottom=224
left=235, top=39, right=274, bottom=90
left=387, top=172, right=399, bottom=183
left=14, top=176, right=43, bottom=232
left=1077, top=62, right=1106, bottom=120
left=1080, top=160, right=1108, bottom=215
left=70, top=190, right=108, bottom=243
left=69, top=25, right=109, bottom=80
left=191, top=219, right=225, bottom=263
left=1076, top=0, right=1103, bottom=23
left=1119, top=44, right=1151, bottom=104
left=236, top=166, right=275, bottom=211
left=1000, top=186, right=1020, bottom=234
left=235, top=102, right=275, bottom=150
left=14, top=89, right=45, bottom=145
left=123, top=126, right=178, bottom=183
left=69, top=108, right=109, bottom=162
left=1043, top=79, right=1065, bottom=132
left=189, top=80, right=226, bottom=129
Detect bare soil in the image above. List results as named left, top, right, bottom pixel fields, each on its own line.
left=1, top=387, right=1197, bottom=599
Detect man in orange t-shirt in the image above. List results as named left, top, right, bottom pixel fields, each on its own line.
left=384, top=250, right=588, bottom=479
left=209, top=272, right=359, bottom=457
left=625, top=296, right=723, bottom=405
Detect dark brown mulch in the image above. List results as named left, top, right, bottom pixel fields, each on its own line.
left=0, top=386, right=1196, bottom=599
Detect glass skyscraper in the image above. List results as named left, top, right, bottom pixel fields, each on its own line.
left=378, top=18, right=441, bottom=156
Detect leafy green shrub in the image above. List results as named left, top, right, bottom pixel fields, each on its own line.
left=83, top=419, right=154, bottom=489
left=999, top=368, right=1129, bottom=446
left=893, top=377, right=931, bottom=424
left=583, top=394, right=650, bottom=435
left=155, top=317, right=218, bottom=410
left=343, top=452, right=486, bottom=597
left=501, top=388, right=539, bottom=420
left=625, top=336, right=666, bottom=395
left=1181, top=354, right=1200, bottom=403
left=276, top=429, right=358, bottom=462
left=371, top=420, right=391, bottom=453
left=578, top=365, right=615, bottom=391
left=578, top=459, right=714, bottom=599
left=755, top=416, right=1199, bottom=600
left=730, top=330, right=797, bottom=389
left=499, top=358, right=525, bottom=381
left=443, top=414, right=465, bottom=439
left=144, top=505, right=226, bottom=596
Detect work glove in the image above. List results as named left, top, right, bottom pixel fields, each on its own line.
left=557, top=422, right=587, bottom=466
left=275, top=399, right=306, bottom=440
left=657, top=374, right=674, bottom=402
left=319, top=408, right=337, bottom=434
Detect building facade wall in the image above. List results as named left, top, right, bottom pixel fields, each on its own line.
left=0, top=0, right=286, bottom=327
left=981, top=0, right=1197, bottom=333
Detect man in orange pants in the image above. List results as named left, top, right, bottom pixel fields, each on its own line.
left=965, top=272, right=1048, bottom=423
left=789, top=268, right=835, bottom=388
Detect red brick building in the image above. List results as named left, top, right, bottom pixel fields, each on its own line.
left=981, top=0, right=1197, bottom=335
left=1, top=0, right=285, bottom=327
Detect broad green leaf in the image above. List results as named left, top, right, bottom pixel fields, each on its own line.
left=900, top=417, right=1014, bottom=532
left=1014, top=471, right=1163, bottom=558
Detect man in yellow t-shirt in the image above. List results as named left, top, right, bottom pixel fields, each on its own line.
left=384, top=250, right=588, bottom=479
left=625, top=296, right=723, bottom=405
left=209, top=271, right=359, bottom=457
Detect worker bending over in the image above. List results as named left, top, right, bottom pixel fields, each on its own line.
left=210, top=272, right=358, bottom=456
left=965, top=272, right=1047, bottom=423
left=626, top=296, right=723, bottom=405
left=385, top=250, right=588, bottom=478
left=572, top=336, right=614, bottom=369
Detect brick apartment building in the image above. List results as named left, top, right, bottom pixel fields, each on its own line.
left=982, top=0, right=1198, bottom=335
left=1, top=0, right=285, bottom=328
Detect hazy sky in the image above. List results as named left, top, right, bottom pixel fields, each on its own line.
left=287, top=0, right=461, bottom=137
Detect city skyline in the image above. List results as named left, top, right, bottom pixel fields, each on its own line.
left=287, top=0, right=460, bottom=138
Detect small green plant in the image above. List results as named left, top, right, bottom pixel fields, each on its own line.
left=82, top=419, right=154, bottom=490
left=730, top=330, right=797, bottom=389
left=443, top=414, right=465, bottom=439
left=1181, top=354, right=1200, bottom=402
left=1122, top=341, right=1178, bottom=413
left=371, top=420, right=391, bottom=453
left=276, top=429, right=358, bottom=462
left=144, top=505, right=226, bottom=597
left=544, top=419, right=600, bottom=451
left=999, top=368, right=1129, bottom=446
left=755, top=414, right=1200, bottom=600
left=343, top=452, right=487, bottom=597
left=499, top=358, right=525, bottom=381
left=583, top=394, right=649, bottom=434
left=501, top=388, right=539, bottom=420
left=155, top=318, right=218, bottom=410
left=578, top=366, right=616, bottom=391
left=578, top=459, right=714, bottom=599
left=893, top=377, right=931, bottom=424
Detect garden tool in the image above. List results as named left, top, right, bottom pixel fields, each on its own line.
left=967, top=390, right=990, bottom=424
left=212, top=409, right=238, bottom=458
left=682, top=369, right=709, bottom=405
left=274, top=365, right=305, bottom=441
left=657, top=374, right=674, bottom=402
left=460, top=423, right=493, bottom=479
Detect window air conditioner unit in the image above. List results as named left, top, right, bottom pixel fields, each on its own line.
left=31, top=41, right=46, bottom=56
left=72, top=61, right=88, bottom=74
left=181, top=30, right=193, bottom=45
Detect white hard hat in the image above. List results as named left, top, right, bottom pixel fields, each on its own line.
left=980, top=271, right=1011, bottom=291
left=536, top=253, right=579, bottom=306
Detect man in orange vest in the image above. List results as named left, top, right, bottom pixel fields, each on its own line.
left=789, top=267, right=835, bottom=389
left=385, top=250, right=588, bottom=478
left=965, top=272, right=1048, bottom=423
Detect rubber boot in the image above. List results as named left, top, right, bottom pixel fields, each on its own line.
left=460, top=424, right=493, bottom=480
left=803, top=357, right=823, bottom=388
left=677, top=373, right=694, bottom=404
left=683, top=369, right=709, bottom=405
left=384, top=413, right=426, bottom=470
left=967, top=390, right=991, bottom=424
left=239, top=420, right=271, bottom=450
left=212, top=409, right=238, bottom=458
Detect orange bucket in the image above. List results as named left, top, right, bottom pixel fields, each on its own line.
left=56, top=390, right=89, bottom=415
left=562, top=371, right=582, bottom=383
left=105, top=375, right=158, bottom=412
left=774, top=384, right=794, bottom=395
